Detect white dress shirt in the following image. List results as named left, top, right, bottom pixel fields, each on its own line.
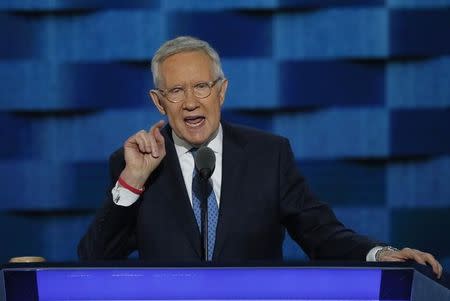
left=172, top=124, right=222, bottom=206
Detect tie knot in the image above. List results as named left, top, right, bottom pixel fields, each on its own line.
left=190, top=147, right=198, bottom=158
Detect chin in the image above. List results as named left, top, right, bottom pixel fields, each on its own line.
left=184, top=134, right=208, bottom=146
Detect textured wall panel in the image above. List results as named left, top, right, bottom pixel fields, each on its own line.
left=280, top=0, right=385, bottom=7
left=390, top=109, right=450, bottom=156
left=0, top=13, right=40, bottom=59
left=334, top=208, right=390, bottom=242
left=388, top=0, right=450, bottom=8
left=273, top=109, right=389, bottom=159
left=390, top=9, right=450, bottom=56
left=0, top=11, right=163, bottom=61
left=0, top=161, right=108, bottom=210
left=275, top=8, right=388, bottom=59
left=160, top=0, right=276, bottom=10
left=168, top=12, right=272, bottom=57
left=280, top=61, right=385, bottom=106
left=283, top=208, right=389, bottom=261
left=0, top=109, right=161, bottom=161
left=0, top=0, right=158, bottom=11
left=222, top=59, right=278, bottom=109
left=387, top=57, right=450, bottom=108
left=0, top=62, right=150, bottom=110
left=0, top=113, right=33, bottom=158
left=299, top=160, right=386, bottom=206
left=221, top=111, right=274, bottom=132
left=391, top=208, right=450, bottom=257
left=387, top=156, right=450, bottom=207
left=283, top=231, right=307, bottom=261
left=0, top=213, right=91, bottom=261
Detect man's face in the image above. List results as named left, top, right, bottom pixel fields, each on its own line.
left=150, top=51, right=228, bottom=146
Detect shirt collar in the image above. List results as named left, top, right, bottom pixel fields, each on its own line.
left=173, top=124, right=223, bottom=158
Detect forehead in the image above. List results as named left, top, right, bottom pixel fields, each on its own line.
left=159, top=50, right=214, bottom=86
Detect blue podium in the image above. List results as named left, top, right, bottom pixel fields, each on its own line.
left=1, top=263, right=449, bottom=300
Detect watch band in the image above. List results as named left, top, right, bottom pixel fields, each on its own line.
left=375, top=246, right=400, bottom=261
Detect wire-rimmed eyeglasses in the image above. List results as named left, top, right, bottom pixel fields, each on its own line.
left=155, top=78, right=223, bottom=103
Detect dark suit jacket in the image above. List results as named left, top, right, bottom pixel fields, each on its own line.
left=78, top=122, right=379, bottom=262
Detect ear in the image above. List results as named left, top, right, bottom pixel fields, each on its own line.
left=218, top=79, right=228, bottom=107
left=149, top=90, right=166, bottom=115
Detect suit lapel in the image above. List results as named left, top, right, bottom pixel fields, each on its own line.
left=159, top=126, right=202, bottom=257
left=213, top=123, right=247, bottom=260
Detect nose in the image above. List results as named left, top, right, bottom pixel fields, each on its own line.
left=182, top=87, right=200, bottom=110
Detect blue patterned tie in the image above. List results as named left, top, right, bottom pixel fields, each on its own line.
left=191, top=149, right=219, bottom=261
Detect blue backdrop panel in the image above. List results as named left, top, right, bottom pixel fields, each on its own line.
left=280, top=0, right=384, bottom=7
left=280, top=61, right=385, bottom=106
left=390, top=109, right=450, bottom=156
left=0, top=161, right=108, bottom=210
left=299, top=160, right=386, bottom=206
left=0, top=213, right=91, bottom=261
left=391, top=208, right=450, bottom=258
left=0, top=62, right=150, bottom=110
left=0, top=109, right=161, bottom=161
left=283, top=208, right=389, bottom=261
left=388, top=0, right=450, bottom=7
left=0, top=113, right=33, bottom=158
left=0, top=13, right=41, bottom=59
left=168, top=12, right=272, bottom=57
left=0, top=0, right=158, bottom=11
left=160, top=0, right=276, bottom=10
left=221, top=111, right=273, bottom=132
left=0, top=11, right=163, bottom=61
left=273, top=109, right=389, bottom=159
left=387, top=57, right=450, bottom=108
left=387, top=156, right=450, bottom=207
left=222, top=59, right=278, bottom=109
left=282, top=231, right=307, bottom=261
left=275, top=8, right=388, bottom=59
left=334, top=208, right=390, bottom=242
left=390, top=9, right=450, bottom=56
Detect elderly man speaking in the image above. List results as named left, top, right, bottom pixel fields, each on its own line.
left=78, top=36, right=442, bottom=278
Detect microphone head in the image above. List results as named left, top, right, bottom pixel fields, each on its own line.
left=194, top=146, right=216, bottom=179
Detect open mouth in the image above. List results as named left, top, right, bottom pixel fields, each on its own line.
left=184, top=116, right=205, bottom=128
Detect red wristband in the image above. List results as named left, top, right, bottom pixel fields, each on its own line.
left=118, top=177, right=145, bottom=195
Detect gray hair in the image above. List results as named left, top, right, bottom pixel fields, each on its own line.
left=151, top=36, right=225, bottom=88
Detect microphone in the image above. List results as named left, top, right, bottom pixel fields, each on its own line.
left=193, top=146, right=215, bottom=261
left=194, top=146, right=216, bottom=179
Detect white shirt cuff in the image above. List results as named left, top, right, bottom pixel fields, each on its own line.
left=111, top=181, right=140, bottom=207
left=366, top=246, right=384, bottom=262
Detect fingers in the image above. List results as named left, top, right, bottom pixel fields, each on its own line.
left=152, top=120, right=166, bottom=145
left=399, top=248, right=443, bottom=279
left=420, top=252, right=442, bottom=279
left=125, top=120, right=166, bottom=158
left=378, top=247, right=443, bottom=279
left=149, top=120, right=166, bottom=157
left=135, top=130, right=151, bottom=153
left=404, top=248, right=427, bottom=265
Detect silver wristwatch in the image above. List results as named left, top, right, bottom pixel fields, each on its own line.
left=375, top=246, right=400, bottom=261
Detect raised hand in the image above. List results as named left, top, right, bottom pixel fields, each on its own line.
left=120, top=120, right=166, bottom=189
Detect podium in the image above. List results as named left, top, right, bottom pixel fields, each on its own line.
left=1, top=262, right=449, bottom=300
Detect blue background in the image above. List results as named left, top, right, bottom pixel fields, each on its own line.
left=0, top=0, right=449, bottom=271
